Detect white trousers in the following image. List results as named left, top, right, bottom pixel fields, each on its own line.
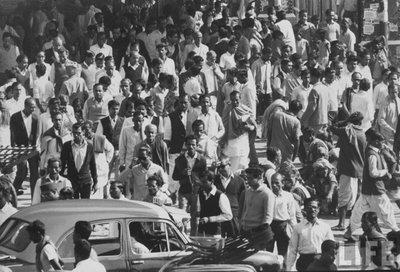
left=349, top=193, right=399, bottom=232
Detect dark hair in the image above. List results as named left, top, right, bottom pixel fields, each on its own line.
left=59, top=187, right=74, bottom=200
left=365, top=128, right=384, bottom=142
left=74, top=239, right=92, bottom=260
left=74, top=221, right=92, bottom=240
left=47, top=157, right=61, bottom=167
left=185, top=134, right=198, bottom=144
left=16, top=54, right=28, bottom=63
left=360, top=78, right=371, bottom=92
left=289, top=99, right=303, bottom=113
left=304, top=197, right=319, bottom=207
left=134, top=99, right=147, bottom=109
left=95, top=53, right=105, bottom=60
left=27, top=220, right=45, bottom=235
left=108, top=99, right=120, bottom=109
left=266, top=146, right=280, bottom=162
left=72, top=122, right=82, bottom=131
left=134, top=78, right=146, bottom=89
left=36, top=63, right=47, bottom=77
left=300, top=69, right=310, bottom=78
left=245, top=167, right=264, bottom=178
left=192, top=119, right=205, bottom=130
left=147, top=174, right=164, bottom=187
left=310, top=67, right=321, bottom=79
left=85, top=50, right=95, bottom=58
left=104, top=56, right=113, bottom=63
left=99, top=76, right=111, bottom=86
left=151, top=58, right=163, bottom=67
left=321, top=240, right=339, bottom=253
left=237, top=69, right=248, bottom=78
left=93, top=83, right=104, bottom=91
left=302, top=126, right=316, bottom=137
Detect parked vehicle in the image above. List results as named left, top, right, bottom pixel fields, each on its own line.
left=0, top=200, right=281, bottom=272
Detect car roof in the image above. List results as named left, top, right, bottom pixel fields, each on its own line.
left=14, top=199, right=171, bottom=223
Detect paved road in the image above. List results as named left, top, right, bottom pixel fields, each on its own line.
left=16, top=139, right=399, bottom=270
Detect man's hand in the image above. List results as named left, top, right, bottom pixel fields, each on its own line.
left=92, top=183, right=99, bottom=193
left=199, top=217, right=209, bottom=224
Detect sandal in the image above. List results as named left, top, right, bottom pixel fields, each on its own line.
left=331, top=225, right=346, bottom=231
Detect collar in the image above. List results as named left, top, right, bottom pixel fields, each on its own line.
left=109, top=115, right=117, bottom=122
left=207, top=185, right=217, bottom=196
left=45, top=174, right=62, bottom=182
left=185, top=151, right=198, bottom=160
left=369, top=145, right=380, bottom=153
left=72, top=139, right=87, bottom=149
left=305, top=218, right=321, bottom=226
left=22, top=111, right=31, bottom=119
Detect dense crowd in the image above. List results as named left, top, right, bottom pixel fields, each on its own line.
left=1, top=0, right=400, bottom=271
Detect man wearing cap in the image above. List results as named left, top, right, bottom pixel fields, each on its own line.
left=239, top=167, right=275, bottom=251
left=307, top=240, right=339, bottom=271
left=344, top=129, right=400, bottom=242
left=181, top=31, right=209, bottom=68
left=330, top=112, right=367, bottom=231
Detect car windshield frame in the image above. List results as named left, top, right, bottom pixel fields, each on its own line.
left=0, top=218, right=31, bottom=253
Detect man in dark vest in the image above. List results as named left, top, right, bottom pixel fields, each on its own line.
left=164, top=94, right=190, bottom=201
left=344, top=129, right=400, bottom=242
left=10, top=97, right=40, bottom=196
left=173, top=135, right=207, bottom=236
left=198, top=170, right=233, bottom=237
left=121, top=50, right=148, bottom=84
left=96, top=99, right=124, bottom=178
left=214, top=159, right=246, bottom=236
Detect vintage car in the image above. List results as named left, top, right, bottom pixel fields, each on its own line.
left=0, top=200, right=281, bottom=272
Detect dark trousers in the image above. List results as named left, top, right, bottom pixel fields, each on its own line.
left=270, top=220, right=290, bottom=256
left=296, top=254, right=320, bottom=271
left=13, top=154, right=40, bottom=197
left=248, top=130, right=258, bottom=166
left=242, top=223, right=274, bottom=252
left=72, top=183, right=92, bottom=199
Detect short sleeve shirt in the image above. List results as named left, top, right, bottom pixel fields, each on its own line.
left=40, top=243, right=58, bottom=272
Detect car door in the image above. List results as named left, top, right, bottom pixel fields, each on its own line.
left=126, top=219, right=191, bottom=272
left=57, top=219, right=129, bottom=271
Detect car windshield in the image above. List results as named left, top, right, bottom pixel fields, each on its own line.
left=0, top=219, right=30, bottom=252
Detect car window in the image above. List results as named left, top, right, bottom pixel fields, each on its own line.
left=58, top=220, right=122, bottom=258
left=0, top=219, right=30, bottom=252
left=128, top=221, right=185, bottom=254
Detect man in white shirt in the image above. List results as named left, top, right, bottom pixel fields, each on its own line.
left=286, top=198, right=334, bottom=271
left=270, top=173, right=297, bottom=258
left=157, top=43, right=176, bottom=76
left=219, top=39, right=237, bottom=73
left=28, top=52, right=51, bottom=89
left=197, top=94, right=225, bottom=141
left=3, top=82, right=25, bottom=115
left=95, top=57, right=122, bottom=98
left=202, top=51, right=224, bottom=94
left=90, top=32, right=113, bottom=57
left=32, top=63, right=54, bottom=112
left=323, top=9, right=340, bottom=42
left=0, top=179, right=17, bottom=226
left=32, top=158, right=72, bottom=205
left=73, top=239, right=106, bottom=272
left=275, top=10, right=296, bottom=53
left=181, top=31, right=209, bottom=68
left=339, top=18, right=356, bottom=52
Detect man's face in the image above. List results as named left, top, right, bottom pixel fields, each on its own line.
left=112, top=28, right=121, bottom=40
left=230, top=93, right=240, bottom=108
left=327, top=11, right=335, bottom=21
left=136, top=105, right=147, bottom=117
left=193, top=124, right=204, bottom=138
left=19, top=57, right=29, bottom=69
left=389, top=74, right=399, bottom=85
left=206, top=54, right=216, bottom=66
left=145, top=126, right=156, bottom=142
left=25, top=100, right=36, bottom=115
left=120, top=81, right=131, bottom=96
left=351, top=73, right=362, bottom=89
left=271, top=175, right=283, bottom=195
left=98, top=35, right=106, bottom=46
left=59, top=52, right=68, bottom=63
left=53, top=38, right=62, bottom=51
left=200, top=177, right=213, bottom=191
left=246, top=174, right=259, bottom=188
left=52, top=114, right=63, bottom=130
left=335, top=62, right=344, bottom=75
left=109, top=105, right=119, bottom=118
left=147, top=180, right=158, bottom=196
left=200, top=97, right=210, bottom=111
left=158, top=47, right=167, bottom=57
left=262, top=51, right=272, bottom=62
left=37, top=52, right=45, bottom=64
left=3, top=37, right=11, bottom=49
left=105, top=61, right=115, bottom=75
left=300, top=12, right=307, bottom=22
left=48, top=161, right=61, bottom=176
left=72, top=127, right=83, bottom=143
left=110, top=183, right=122, bottom=199
left=86, top=55, right=95, bottom=65
left=186, top=139, right=197, bottom=155
left=138, top=150, right=149, bottom=166
left=325, top=71, right=336, bottom=84
left=94, top=86, right=104, bottom=100
left=302, top=73, right=311, bottom=85
left=361, top=54, right=371, bottom=66
left=194, top=35, right=202, bottom=46
left=283, top=61, right=293, bottom=73
left=83, top=123, right=93, bottom=139
left=305, top=200, right=320, bottom=220
left=389, top=86, right=399, bottom=99
left=348, top=60, right=358, bottom=72
left=13, top=85, right=24, bottom=99
left=228, top=44, right=237, bottom=54
left=282, top=47, right=292, bottom=58
left=179, top=96, right=189, bottom=112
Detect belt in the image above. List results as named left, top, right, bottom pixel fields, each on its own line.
left=244, top=223, right=269, bottom=234
left=299, top=253, right=320, bottom=257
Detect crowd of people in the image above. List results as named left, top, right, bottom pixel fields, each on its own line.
left=1, top=0, right=400, bottom=271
